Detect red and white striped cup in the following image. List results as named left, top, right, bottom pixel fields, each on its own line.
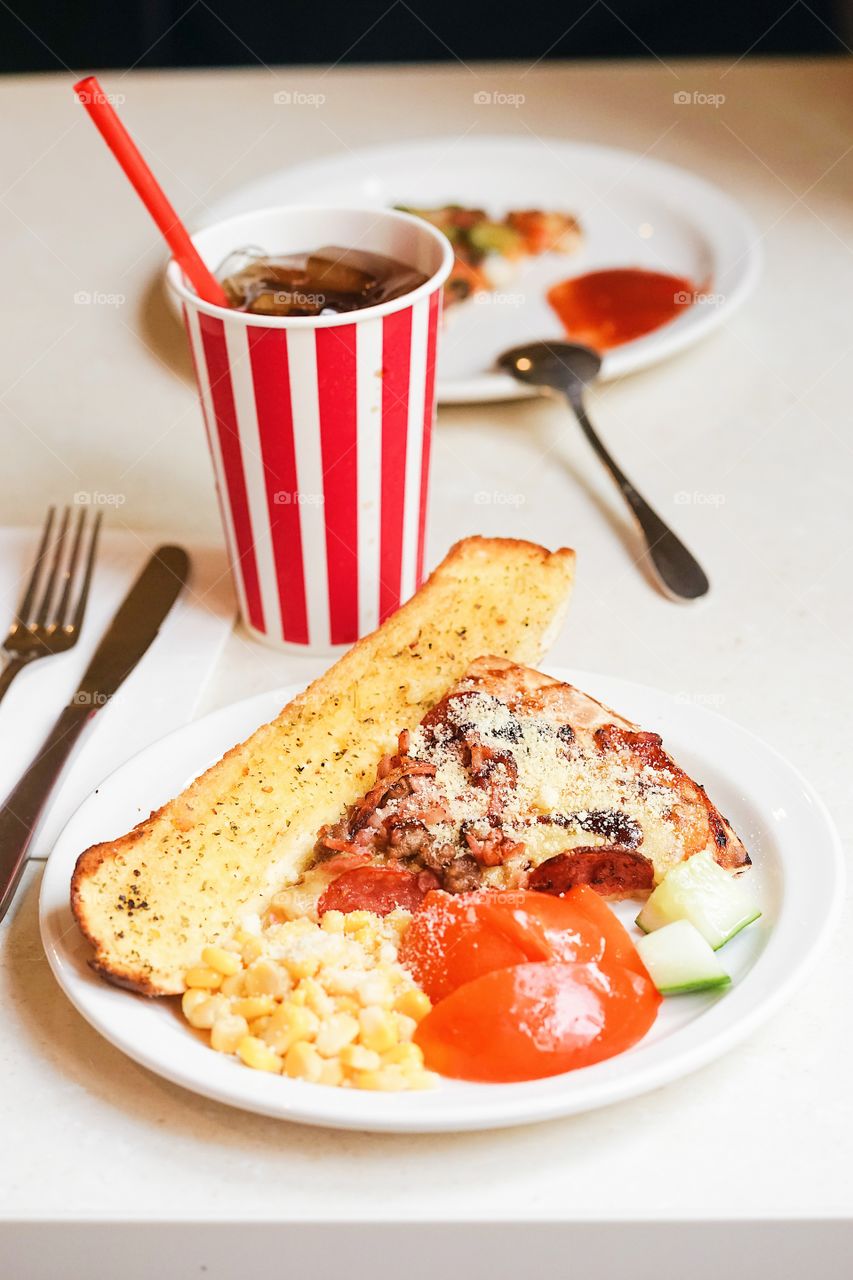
left=167, top=206, right=452, bottom=651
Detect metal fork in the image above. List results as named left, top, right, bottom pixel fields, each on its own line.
left=0, top=506, right=102, bottom=706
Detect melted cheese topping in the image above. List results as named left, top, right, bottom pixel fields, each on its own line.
left=403, top=691, right=686, bottom=883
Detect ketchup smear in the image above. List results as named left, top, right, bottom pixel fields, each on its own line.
left=547, top=267, right=697, bottom=351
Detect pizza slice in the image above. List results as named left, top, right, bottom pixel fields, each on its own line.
left=280, top=657, right=749, bottom=920
left=395, top=205, right=583, bottom=305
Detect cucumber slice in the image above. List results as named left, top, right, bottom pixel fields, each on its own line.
left=636, top=920, right=731, bottom=995
left=636, top=849, right=760, bottom=950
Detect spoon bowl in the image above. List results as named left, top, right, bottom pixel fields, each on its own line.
left=499, top=341, right=602, bottom=392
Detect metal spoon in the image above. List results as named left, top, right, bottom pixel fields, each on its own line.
left=498, top=341, right=710, bottom=600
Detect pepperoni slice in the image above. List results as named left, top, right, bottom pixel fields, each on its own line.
left=528, top=847, right=654, bottom=899
left=317, top=865, right=437, bottom=917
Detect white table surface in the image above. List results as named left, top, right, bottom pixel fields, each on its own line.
left=1, top=56, right=852, bottom=1277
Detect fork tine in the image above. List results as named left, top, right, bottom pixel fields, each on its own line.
left=55, top=507, right=87, bottom=627
left=69, top=510, right=102, bottom=634
left=14, top=506, right=55, bottom=626
left=34, top=506, right=71, bottom=628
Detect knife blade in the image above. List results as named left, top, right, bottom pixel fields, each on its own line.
left=0, top=544, right=190, bottom=921
left=75, top=544, right=190, bottom=705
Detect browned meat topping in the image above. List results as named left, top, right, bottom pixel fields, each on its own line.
left=536, top=808, right=642, bottom=848
left=528, top=847, right=655, bottom=898
left=309, top=676, right=743, bottom=898
left=461, top=818, right=526, bottom=868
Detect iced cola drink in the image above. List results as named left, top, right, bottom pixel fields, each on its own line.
left=219, top=245, right=429, bottom=317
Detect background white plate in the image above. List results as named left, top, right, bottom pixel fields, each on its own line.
left=178, top=136, right=762, bottom=402
left=40, top=669, right=841, bottom=1133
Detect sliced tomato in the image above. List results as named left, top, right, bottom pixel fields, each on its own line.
left=486, top=890, right=607, bottom=968
left=558, top=884, right=651, bottom=979
left=317, top=865, right=436, bottom=917
left=398, top=889, right=606, bottom=1003
left=398, top=891, right=529, bottom=1002
left=414, top=960, right=660, bottom=1083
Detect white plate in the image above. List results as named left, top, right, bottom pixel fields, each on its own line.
left=40, top=668, right=841, bottom=1133
left=177, top=136, right=761, bottom=402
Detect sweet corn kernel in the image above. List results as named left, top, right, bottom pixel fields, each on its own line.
left=382, top=1041, right=425, bottom=1069
left=219, top=972, right=245, bottom=998
left=353, top=926, right=377, bottom=953
left=284, top=1040, right=323, bottom=1082
left=394, top=989, right=432, bottom=1022
left=340, top=1044, right=381, bottom=1072
left=231, top=995, right=277, bottom=1021
left=320, top=910, right=345, bottom=934
left=184, top=966, right=222, bottom=991
left=201, top=945, right=241, bottom=977
left=323, top=968, right=360, bottom=996
left=283, top=953, right=321, bottom=981
left=182, top=989, right=225, bottom=1029
left=394, top=1013, right=418, bottom=1042
left=376, top=1066, right=411, bottom=1092
left=244, top=960, right=291, bottom=998
left=343, top=910, right=373, bottom=934
left=352, top=1068, right=407, bottom=1091
left=268, top=1000, right=319, bottom=1034
left=249, top=1016, right=272, bottom=1037
left=237, top=1035, right=282, bottom=1073
left=385, top=913, right=410, bottom=939
left=314, top=1012, right=359, bottom=1057
left=404, top=1070, right=438, bottom=1091
left=299, top=977, right=335, bottom=1019
left=318, top=1058, right=345, bottom=1087
left=263, top=1002, right=319, bottom=1054
left=241, top=937, right=265, bottom=965
left=210, top=1013, right=249, bottom=1054
left=357, top=973, right=395, bottom=1007
left=359, top=1006, right=398, bottom=1054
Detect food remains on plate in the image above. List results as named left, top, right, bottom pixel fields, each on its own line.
left=71, top=536, right=760, bottom=1093
left=396, top=205, right=582, bottom=305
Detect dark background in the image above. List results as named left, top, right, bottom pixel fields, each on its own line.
left=1, top=0, right=851, bottom=74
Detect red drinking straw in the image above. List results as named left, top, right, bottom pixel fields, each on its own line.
left=73, top=75, right=229, bottom=308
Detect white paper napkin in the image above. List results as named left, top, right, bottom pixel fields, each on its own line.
left=0, top=527, right=236, bottom=858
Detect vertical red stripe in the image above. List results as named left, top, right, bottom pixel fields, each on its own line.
left=246, top=328, right=309, bottom=644
left=316, top=325, right=360, bottom=644
left=379, top=307, right=412, bottom=622
left=416, top=291, right=441, bottom=586
left=198, top=315, right=266, bottom=633
left=183, top=305, right=233, bottom=556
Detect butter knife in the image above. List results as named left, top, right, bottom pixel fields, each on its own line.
left=0, top=544, right=190, bottom=921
